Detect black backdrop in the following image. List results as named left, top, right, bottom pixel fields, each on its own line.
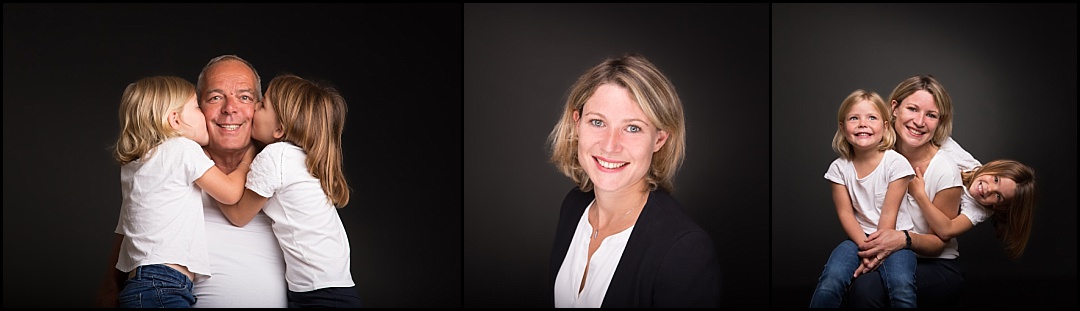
left=3, top=4, right=461, bottom=308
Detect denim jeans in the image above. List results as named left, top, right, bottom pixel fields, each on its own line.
left=118, top=264, right=196, bottom=308
left=809, top=239, right=917, bottom=308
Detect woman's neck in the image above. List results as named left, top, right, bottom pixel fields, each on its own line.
left=898, top=142, right=938, bottom=171
left=593, top=183, right=649, bottom=220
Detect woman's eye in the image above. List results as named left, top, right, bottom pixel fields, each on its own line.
left=927, top=113, right=938, bottom=119
left=627, top=125, right=641, bottom=133
left=590, top=119, right=603, bottom=127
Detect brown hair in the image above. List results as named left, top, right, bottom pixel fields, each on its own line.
left=961, top=159, right=1036, bottom=259
left=264, top=74, right=351, bottom=208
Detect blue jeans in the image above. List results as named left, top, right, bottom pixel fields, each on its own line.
left=809, top=240, right=917, bottom=308
left=118, top=264, right=196, bottom=308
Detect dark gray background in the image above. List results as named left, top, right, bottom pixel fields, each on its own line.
left=465, top=4, right=770, bottom=308
left=3, top=4, right=460, bottom=308
left=772, top=3, right=1076, bottom=308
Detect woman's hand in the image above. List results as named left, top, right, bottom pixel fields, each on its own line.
left=853, top=229, right=907, bottom=277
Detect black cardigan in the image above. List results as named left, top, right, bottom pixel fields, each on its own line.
left=548, top=187, right=722, bottom=307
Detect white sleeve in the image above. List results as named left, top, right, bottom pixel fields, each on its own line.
left=246, top=143, right=282, bottom=198
left=941, top=137, right=981, bottom=172
left=960, top=193, right=994, bottom=226
left=824, top=158, right=846, bottom=185
left=885, top=150, right=915, bottom=182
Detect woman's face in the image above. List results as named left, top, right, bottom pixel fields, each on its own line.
left=969, top=173, right=1017, bottom=207
left=892, top=90, right=940, bottom=149
left=842, top=99, right=886, bottom=152
left=574, top=84, right=668, bottom=194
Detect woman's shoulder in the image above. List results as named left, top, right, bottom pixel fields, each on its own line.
left=644, top=191, right=707, bottom=232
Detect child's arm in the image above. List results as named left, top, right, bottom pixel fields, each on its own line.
left=876, top=175, right=912, bottom=231
left=215, top=144, right=269, bottom=227
left=216, top=189, right=271, bottom=227
left=194, top=162, right=251, bottom=205
left=909, top=166, right=974, bottom=240
left=831, top=182, right=869, bottom=248
left=195, top=147, right=256, bottom=205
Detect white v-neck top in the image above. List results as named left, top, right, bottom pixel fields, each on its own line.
left=554, top=200, right=636, bottom=308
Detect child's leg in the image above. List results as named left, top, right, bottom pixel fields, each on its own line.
left=809, top=240, right=861, bottom=308
left=878, top=248, right=917, bottom=308
left=118, top=264, right=196, bottom=308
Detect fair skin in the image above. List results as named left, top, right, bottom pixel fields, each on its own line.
left=216, top=92, right=285, bottom=227
left=251, top=95, right=284, bottom=145
left=170, top=94, right=253, bottom=205
left=201, top=59, right=259, bottom=173
left=833, top=100, right=910, bottom=257
left=855, top=90, right=961, bottom=276
left=909, top=166, right=1017, bottom=240
left=571, top=83, right=668, bottom=292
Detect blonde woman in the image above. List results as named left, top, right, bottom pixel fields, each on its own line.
left=547, top=53, right=721, bottom=307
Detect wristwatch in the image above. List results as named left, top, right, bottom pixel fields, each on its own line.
left=902, top=230, right=912, bottom=249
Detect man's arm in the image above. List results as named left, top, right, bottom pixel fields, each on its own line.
left=94, top=233, right=126, bottom=307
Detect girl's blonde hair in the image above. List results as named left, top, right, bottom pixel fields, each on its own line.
left=961, top=159, right=1036, bottom=260
left=265, top=74, right=351, bottom=208
left=113, top=76, right=196, bottom=165
left=831, top=89, right=895, bottom=160
left=548, top=53, right=686, bottom=193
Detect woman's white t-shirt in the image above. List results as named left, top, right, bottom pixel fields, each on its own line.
left=903, top=151, right=964, bottom=259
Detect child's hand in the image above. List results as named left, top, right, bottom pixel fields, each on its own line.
left=909, top=166, right=927, bottom=198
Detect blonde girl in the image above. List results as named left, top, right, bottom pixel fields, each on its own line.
left=111, top=75, right=252, bottom=308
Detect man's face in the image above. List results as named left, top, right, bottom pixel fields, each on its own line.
left=200, top=59, right=257, bottom=152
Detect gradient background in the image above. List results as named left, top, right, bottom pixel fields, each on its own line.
left=3, top=4, right=461, bottom=308
left=465, top=4, right=770, bottom=308
left=772, top=3, right=1077, bottom=308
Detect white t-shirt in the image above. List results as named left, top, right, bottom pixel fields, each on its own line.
left=823, top=149, right=916, bottom=234
left=940, top=137, right=981, bottom=172
left=554, top=200, right=635, bottom=308
left=193, top=194, right=288, bottom=308
left=959, top=188, right=993, bottom=226
left=939, top=137, right=993, bottom=226
left=114, top=137, right=215, bottom=282
left=246, top=142, right=356, bottom=292
left=902, top=150, right=964, bottom=259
